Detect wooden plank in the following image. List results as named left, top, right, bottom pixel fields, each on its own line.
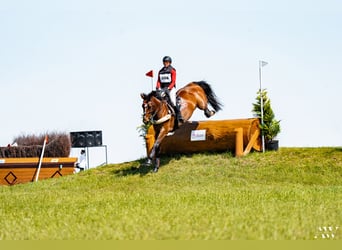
left=243, top=129, right=260, bottom=156
left=0, top=157, right=77, bottom=164
left=234, top=128, right=244, bottom=157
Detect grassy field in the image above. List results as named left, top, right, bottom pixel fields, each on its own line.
left=0, top=147, right=341, bottom=240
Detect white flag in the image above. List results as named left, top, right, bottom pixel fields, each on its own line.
left=260, top=61, right=268, bottom=67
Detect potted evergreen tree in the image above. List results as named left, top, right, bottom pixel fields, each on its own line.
left=252, top=89, right=281, bottom=151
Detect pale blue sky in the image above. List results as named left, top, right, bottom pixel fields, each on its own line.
left=1, top=0, right=341, bottom=165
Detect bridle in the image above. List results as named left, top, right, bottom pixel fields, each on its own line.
left=143, top=99, right=171, bottom=125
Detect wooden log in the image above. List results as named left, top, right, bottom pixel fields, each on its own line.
left=0, top=157, right=77, bottom=185
left=145, top=118, right=261, bottom=156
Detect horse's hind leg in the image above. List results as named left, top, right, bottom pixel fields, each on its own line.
left=204, top=108, right=216, bottom=118
left=195, top=95, right=216, bottom=118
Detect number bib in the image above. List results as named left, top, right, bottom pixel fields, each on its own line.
left=159, top=73, right=172, bottom=83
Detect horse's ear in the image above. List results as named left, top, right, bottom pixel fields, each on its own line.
left=140, top=93, right=147, bottom=100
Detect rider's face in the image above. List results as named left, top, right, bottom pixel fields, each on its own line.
left=163, top=61, right=171, bottom=67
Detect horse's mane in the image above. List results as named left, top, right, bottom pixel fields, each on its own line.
left=147, top=91, right=157, bottom=98
left=147, top=90, right=162, bottom=101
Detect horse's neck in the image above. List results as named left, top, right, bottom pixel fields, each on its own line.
left=152, top=97, right=167, bottom=117
left=157, top=102, right=169, bottom=118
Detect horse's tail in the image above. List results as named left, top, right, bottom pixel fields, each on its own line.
left=194, top=81, right=223, bottom=112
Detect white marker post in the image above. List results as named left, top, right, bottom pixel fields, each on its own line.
left=259, top=60, right=268, bottom=153
left=35, top=135, right=48, bottom=182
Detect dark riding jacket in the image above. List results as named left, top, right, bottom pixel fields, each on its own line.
left=156, top=65, right=176, bottom=90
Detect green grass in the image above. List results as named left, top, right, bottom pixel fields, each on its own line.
left=0, top=147, right=341, bottom=239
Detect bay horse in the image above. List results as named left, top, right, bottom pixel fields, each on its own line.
left=141, top=81, right=222, bottom=172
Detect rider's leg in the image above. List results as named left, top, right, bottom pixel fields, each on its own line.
left=169, top=88, right=183, bottom=122
left=169, top=88, right=177, bottom=107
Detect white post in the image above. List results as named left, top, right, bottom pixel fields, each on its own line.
left=259, top=60, right=268, bottom=153
left=86, top=147, right=89, bottom=170
left=35, top=135, right=48, bottom=182
left=151, top=76, right=154, bottom=91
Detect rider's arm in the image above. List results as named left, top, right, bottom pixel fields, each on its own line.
left=156, top=71, right=161, bottom=89
left=168, top=68, right=176, bottom=90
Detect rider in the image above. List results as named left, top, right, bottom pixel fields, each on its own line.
left=156, top=56, right=183, bottom=123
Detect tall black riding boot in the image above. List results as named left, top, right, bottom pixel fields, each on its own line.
left=175, top=104, right=184, bottom=123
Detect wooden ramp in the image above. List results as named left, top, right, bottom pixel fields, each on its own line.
left=0, top=157, right=77, bottom=186
left=145, top=118, right=261, bottom=157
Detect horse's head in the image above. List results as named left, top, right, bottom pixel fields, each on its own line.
left=140, top=92, right=160, bottom=124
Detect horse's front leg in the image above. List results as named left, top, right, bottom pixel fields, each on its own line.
left=148, top=141, right=159, bottom=167
left=145, top=158, right=152, bottom=166
left=154, top=158, right=160, bottom=173
left=149, top=141, right=161, bottom=172
left=150, top=129, right=168, bottom=172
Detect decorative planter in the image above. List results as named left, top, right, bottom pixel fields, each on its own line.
left=266, top=140, right=279, bottom=151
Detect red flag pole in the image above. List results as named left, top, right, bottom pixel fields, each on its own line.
left=146, top=70, right=154, bottom=90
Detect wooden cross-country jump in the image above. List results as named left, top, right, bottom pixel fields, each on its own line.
left=145, top=118, right=261, bottom=157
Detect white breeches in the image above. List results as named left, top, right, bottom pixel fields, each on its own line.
left=169, top=87, right=176, bottom=106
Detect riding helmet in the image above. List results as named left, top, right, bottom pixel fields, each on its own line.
left=163, top=56, right=172, bottom=63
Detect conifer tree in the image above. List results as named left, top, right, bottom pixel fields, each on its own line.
left=252, top=89, right=280, bottom=142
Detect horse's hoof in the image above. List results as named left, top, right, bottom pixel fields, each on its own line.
left=145, top=159, right=152, bottom=166
left=153, top=167, right=159, bottom=173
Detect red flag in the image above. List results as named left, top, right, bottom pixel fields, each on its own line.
left=145, top=70, right=153, bottom=78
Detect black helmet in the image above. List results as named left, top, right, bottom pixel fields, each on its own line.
left=163, top=56, right=172, bottom=63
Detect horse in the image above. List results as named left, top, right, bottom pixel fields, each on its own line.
left=141, top=81, right=223, bottom=172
